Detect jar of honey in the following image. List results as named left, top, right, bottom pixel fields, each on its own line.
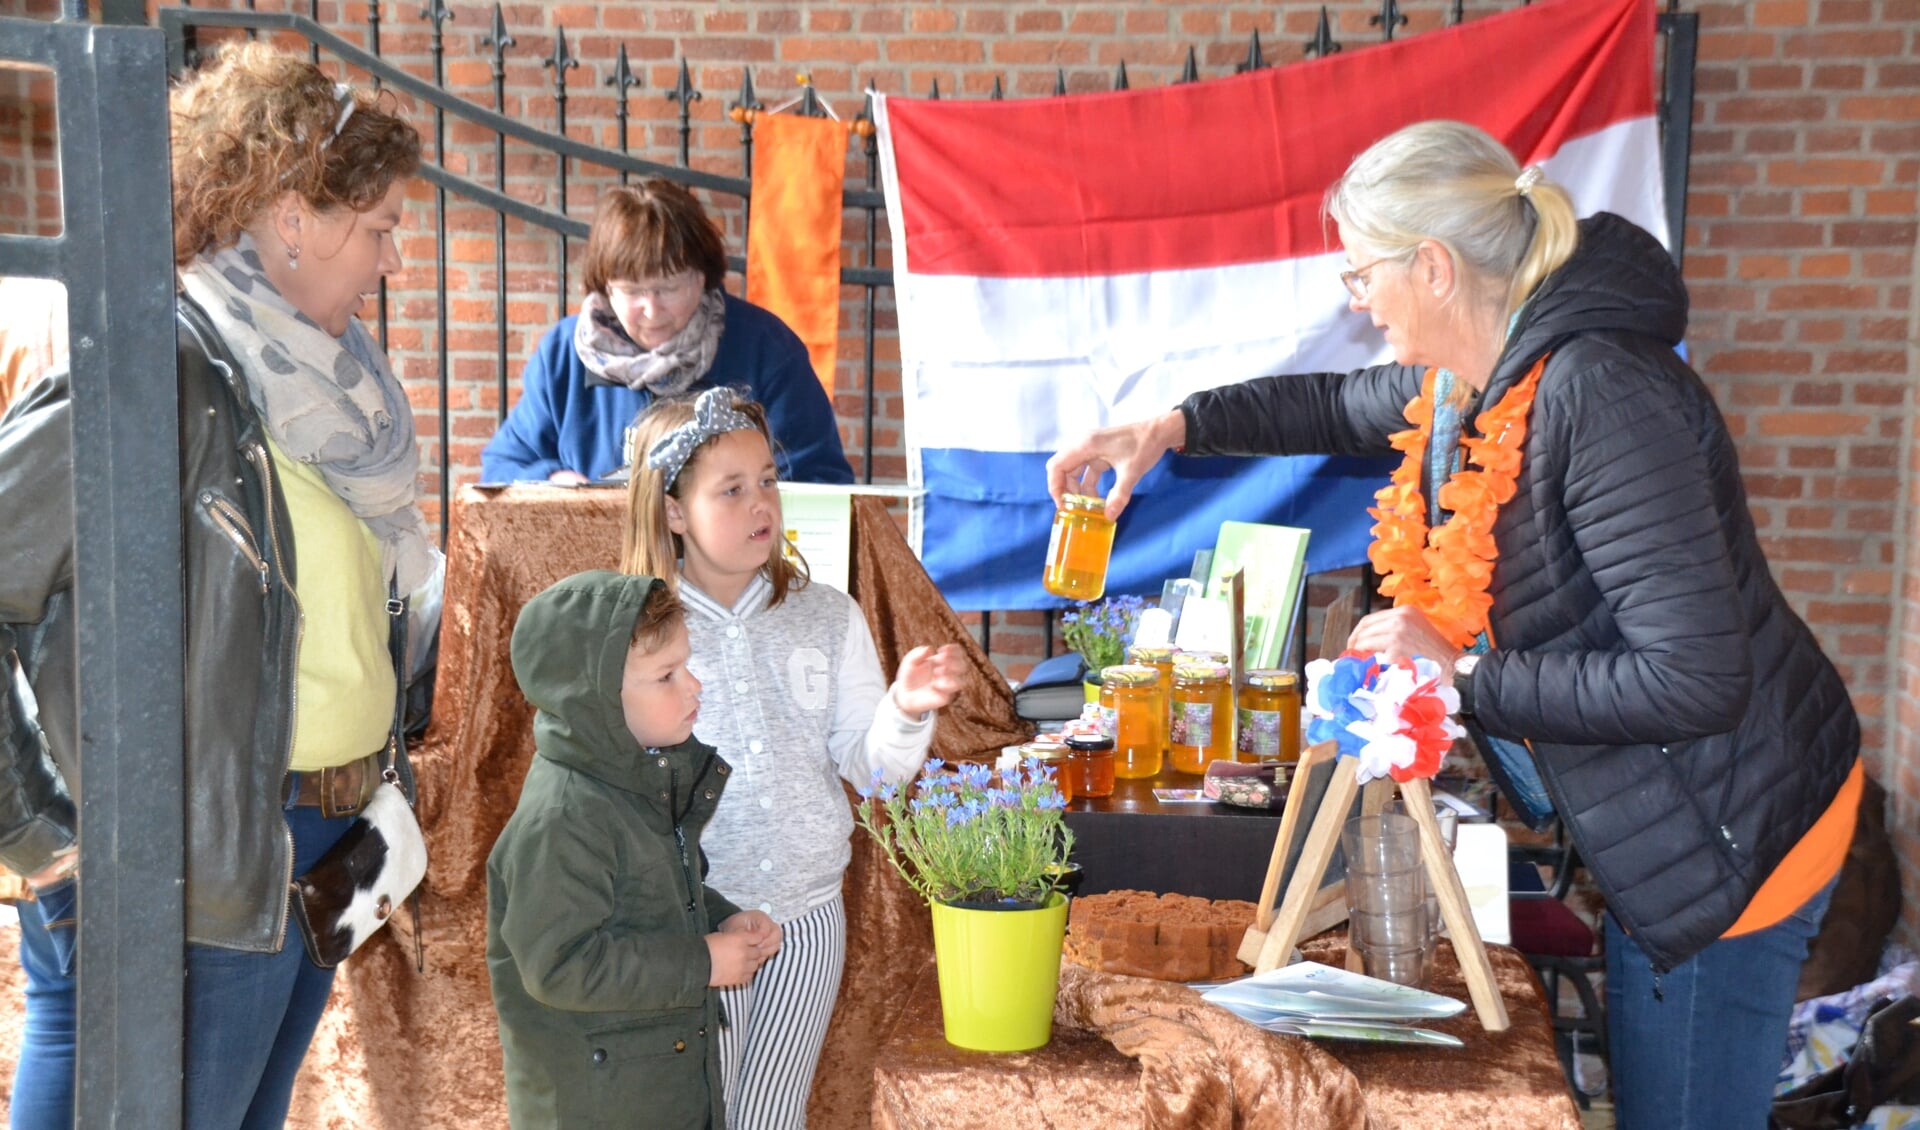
left=1169, top=661, right=1233, bottom=774
left=1041, top=493, right=1116, bottom=601
left=1019, top=740, right=1076, bottom=802
left=1098, top=664, right=1165, bottom=779
left=1126, top=644, right=1175, bottom=750
left=1237, top=669, right=1302, bottom=765
left=1065, top=732, right=1115, bottom=798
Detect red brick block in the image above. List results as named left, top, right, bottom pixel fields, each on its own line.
left=1755, top=411, right=1871, bottom=436
left=1765, top=157, right=1887, bottom=186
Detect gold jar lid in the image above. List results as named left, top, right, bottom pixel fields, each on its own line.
left=1100, top=664, right=1160, bottom=688
left=1059, top=492, right=1108, bottom=513
left=1173, top=661, right=1231, bottom=682
left=1174, top=649, right=1227, bottom=665
left=1018, top=741, right=1070, bottom=763
left=1127, top=645, right=1176, bottom=664
left=1245, top=669, right=1299, bottom=690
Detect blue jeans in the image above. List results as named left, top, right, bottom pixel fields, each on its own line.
left=8, top=798, right=353, bottom=1130
left=1605, top=878, right=1835, bottom=1130
left=10, top=881, right=77, bottom=1130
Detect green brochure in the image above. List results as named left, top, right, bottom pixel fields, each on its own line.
left=1205, top=521, right=1310, bottom=670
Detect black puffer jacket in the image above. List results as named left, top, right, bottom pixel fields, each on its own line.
left=1180, top=213, right=1858, bottom=971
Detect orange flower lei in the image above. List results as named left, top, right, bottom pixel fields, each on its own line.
left=1365, top=356, right=1548, bottom=649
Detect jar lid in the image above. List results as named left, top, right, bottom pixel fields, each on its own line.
left=1173, top=661, right=1230, bottom=681
left=1100, top=664, right=1160, bottom=688
left=1127, top=645, right=1176, bottom=664
left=1059, top=492, right=1107, bottom=511
left=1174, top=649, right=1228, bottom=665
left=1018, top=741, right=1069, bottom=762
left=1245, top=669, right=1299, bottom=690
left=1065, top=733, right=1115, bottom=751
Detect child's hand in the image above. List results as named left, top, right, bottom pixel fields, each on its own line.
left=705, top=932, right=762, bottom=987
left=719, top=909, right=783, bottom=957
left=892, top=644, right=964, bottom=719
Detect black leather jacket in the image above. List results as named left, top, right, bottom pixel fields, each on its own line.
left=1180, top=214, right=1858, bottom=971
left=0, top=296, right=412, bottom=953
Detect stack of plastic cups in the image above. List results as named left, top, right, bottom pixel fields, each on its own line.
left=1389, top=799, right=1459, bottom=967
left=1342, top=811, right=1429, bottom=986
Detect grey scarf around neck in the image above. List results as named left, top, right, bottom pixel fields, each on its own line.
left=574, top=287, right=727, bottom=397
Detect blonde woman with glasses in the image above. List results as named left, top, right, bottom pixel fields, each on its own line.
left=1049, top=119, right=1858, bottom=1130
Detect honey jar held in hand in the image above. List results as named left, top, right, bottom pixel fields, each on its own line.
left=1042, top=493, right=1115, bottom=600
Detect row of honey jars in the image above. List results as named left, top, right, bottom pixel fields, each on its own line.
left=1096, top=664, right=1164, bottom=779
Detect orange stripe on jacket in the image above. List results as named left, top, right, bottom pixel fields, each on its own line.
left=746, top=113, right=849, bottom=395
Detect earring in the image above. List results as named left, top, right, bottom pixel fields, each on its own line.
left=287, top=244, right=302, bottom=272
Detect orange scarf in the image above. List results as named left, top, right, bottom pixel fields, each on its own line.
left=1365, top=357, right=1548, bottom=649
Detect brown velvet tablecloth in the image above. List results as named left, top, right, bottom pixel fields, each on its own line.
left=874, top=937, right=1581, bottom=1130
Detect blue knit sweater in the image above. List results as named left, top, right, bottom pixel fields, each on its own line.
left=480, top=294, right=855, bottom=484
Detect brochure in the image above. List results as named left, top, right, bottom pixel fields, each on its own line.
left=1197, top=961, right=1467, bottom=1044
left=1203, top=521, right=1310, bottom=670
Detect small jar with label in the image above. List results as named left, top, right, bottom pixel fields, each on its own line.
left=1041, top=493, right=1116, bottom=601
left=1098, top=664, right=1165, bottom=779
left=1019, top=740, right=1076, bottom=803
left=1065, top=733, right=1116, bottom=798
left=1237, top=669, right=1302, bottom=765
left=1169, top=661, right=1234, bottom=774
left=1126, top=644, right=1176, bottom=751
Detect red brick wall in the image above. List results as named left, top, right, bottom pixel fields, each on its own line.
left=0, top=0, right=63, bottom=238
left=4, top=0, right=1917, bottom=937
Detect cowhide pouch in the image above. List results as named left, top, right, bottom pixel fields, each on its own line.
left=290, top=783, right=428, bottom=968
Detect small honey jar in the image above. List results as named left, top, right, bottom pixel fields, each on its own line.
left=1019, top=740, right=1076, bottom=802
left=1065, top=732, right=1116, bottom=798
left=1098, top=664, right=1165, bottom=779
left=1169, top=660, right=1234, bottom=774
left=1237, top=669, right=1302, bottom=765
left=1041, top=493, right=1116, bottom=600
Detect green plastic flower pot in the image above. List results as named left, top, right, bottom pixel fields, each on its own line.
left=929, top=891, right=1069, bottom=1052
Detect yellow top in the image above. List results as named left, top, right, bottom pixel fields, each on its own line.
left=266, top=437, right=396, bottom=771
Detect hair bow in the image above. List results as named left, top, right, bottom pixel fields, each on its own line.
left=645, top=386, right=756, bottom=489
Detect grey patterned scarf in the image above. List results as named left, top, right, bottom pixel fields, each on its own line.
left=574, top=288, right=726, bottom=397
left=178, top=236, right=438, bottom=596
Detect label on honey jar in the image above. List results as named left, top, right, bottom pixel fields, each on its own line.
left=1097, top=705, right=1118, bottom=739
left=1171, top=702, right=1213, bottom=747
left=1237, top=708, right=1281, bottom=758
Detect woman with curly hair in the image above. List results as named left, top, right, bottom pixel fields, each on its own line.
left=0, top=43, right=432, bottom=1128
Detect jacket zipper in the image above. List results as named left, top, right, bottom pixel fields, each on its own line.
left=201, top=492, right=269, bottom=594
left=247, top=442, right=302, bottom=952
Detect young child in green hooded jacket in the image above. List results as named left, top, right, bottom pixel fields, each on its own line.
left=487, top=570, right=782, bottom=1129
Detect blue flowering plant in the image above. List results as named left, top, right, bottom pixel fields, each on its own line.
left=1059, top=594, right=1148, bottom=673
left=854, top=759, right=1075, bottom=909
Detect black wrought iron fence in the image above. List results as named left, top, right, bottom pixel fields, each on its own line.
left=159, top=0, right=1697, bottom=664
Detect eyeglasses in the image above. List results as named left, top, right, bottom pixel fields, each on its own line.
left=1339, top=256, right=1400, bottom=301
left=608, top=274, right=702, bottom=303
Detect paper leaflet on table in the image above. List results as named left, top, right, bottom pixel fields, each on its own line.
left=776, top=483, right=926, bottom=595
left=1199, top=961, right=1467, bottom=1045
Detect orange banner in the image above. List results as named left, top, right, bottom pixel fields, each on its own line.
left=746, top=113, right=849, bottom=394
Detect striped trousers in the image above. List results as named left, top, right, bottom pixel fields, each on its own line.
left=716, top=897, right=846, bottom=1130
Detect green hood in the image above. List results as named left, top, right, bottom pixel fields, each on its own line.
left=511, top=569, right=687, bottom=794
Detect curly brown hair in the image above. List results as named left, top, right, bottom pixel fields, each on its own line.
left=169, top=43, right=421, bottom=267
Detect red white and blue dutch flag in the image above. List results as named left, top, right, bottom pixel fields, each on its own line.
left=875, top=0, right=1666, bottom=610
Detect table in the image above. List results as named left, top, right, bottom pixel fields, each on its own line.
left=1064, top=764, right=1341, bottom=902
left=873, top=936, right=1582, bottom=1130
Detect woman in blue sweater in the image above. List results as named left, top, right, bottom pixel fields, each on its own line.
left=481, top=179, right=854, bottom=485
